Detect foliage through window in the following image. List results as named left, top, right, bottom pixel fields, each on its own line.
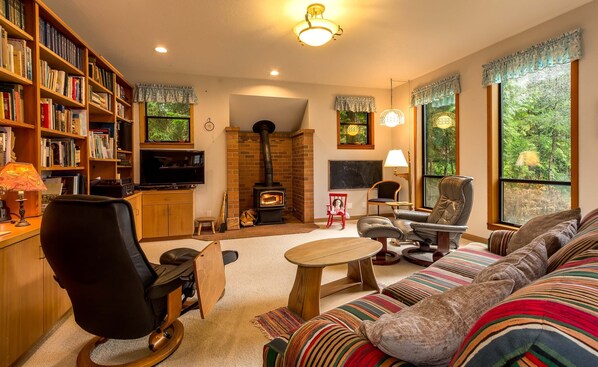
left=422, top=96, right=457, bottom=208
left=145, top=102, right=191, bottom=143
left=337, top=111, right=373, bottom=148
left=500, top=63, right=571, bottom=225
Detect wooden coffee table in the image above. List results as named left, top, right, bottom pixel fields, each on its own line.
left=284, top=237, right=382, bottom=320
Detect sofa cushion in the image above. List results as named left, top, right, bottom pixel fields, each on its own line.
left=359, top=280, right=514, bottom=367
left=450, top=259, right=598, bottom=366
left=545, top=208, right=598, bottom=273
left=536, top=219, right=578, bottom=257
left=473, top=238, right=547, bottom=292
left=507, top=208, right=581, bottom=254
left=431, top=243, right=502, bottom=279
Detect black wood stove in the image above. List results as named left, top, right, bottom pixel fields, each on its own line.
left=252, top=120, right=286, bottom=225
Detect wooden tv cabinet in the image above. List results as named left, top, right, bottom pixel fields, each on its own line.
left=141, top=189, right=195, bottom=239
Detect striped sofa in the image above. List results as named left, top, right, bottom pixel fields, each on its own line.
left=263, top=209, right=598, bottom=367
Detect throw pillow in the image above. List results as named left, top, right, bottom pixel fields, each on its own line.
left=473, top=238, right=547, bottom=292
left=535, top=219, right=578, bottom=257
left=546, top=231, right=598, bottom=273
left=357, top=279, right=514, bottom=367
left=507, top=208, right=581, bottom=254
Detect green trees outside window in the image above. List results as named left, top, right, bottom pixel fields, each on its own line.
left=422, top=96, right=457, bottom=208
left=337, top=111, right=373, bottom=147
left=500, top=63, right=571, bottom=225
left=145, top=102, right=191, bottom=143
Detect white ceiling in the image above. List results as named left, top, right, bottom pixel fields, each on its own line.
left=44, top=0, right=593, bottom=89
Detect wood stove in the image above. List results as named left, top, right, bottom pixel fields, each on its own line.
left=252, top=120, right=286, bottom=224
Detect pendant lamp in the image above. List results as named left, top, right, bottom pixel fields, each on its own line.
left=380, top=79, right=405, bottom=127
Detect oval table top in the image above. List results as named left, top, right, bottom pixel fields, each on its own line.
left=284, top=237, right=382, bottom=267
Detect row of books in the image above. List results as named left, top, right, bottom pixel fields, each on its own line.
left=115, top=83, right=128, bottom=102
left=89, top=89, right=111, bottom=110
left=0, top=125, right=13, bottom=166
left=89, top=129, right=114, bottom=159
left=40, top=99, right=87, bottom=136
left=42, top=173, right=85, bottom=212
left=39, top=18, right=83, bottom=70
left=0, top=30, right=32, bottom=80
left=0, top=0, right=25, bottom=31
left=116, top=102, right=126, bottom=119
left=41, top=137, right=80, bottom=168
left=0, top=82, right=23, bottom=122
left=40, top=59, right=85, bottom=103
left=89, top=57, right=114, bottom=91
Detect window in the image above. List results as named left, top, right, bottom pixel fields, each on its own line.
left=422, top=95, right=458, bottom=208
left=139, top=102, right=194, bottom=148
left=499, top=63, right=573, bottom=225
left=337, top=111, right=374, bottom=148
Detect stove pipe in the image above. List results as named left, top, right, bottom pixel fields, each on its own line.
left=252, top=120, right=276, bottom=187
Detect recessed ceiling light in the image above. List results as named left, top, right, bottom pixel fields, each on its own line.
left=270, top=70, right=279, bottom=76
left=155, top=46, right=168, bottom=53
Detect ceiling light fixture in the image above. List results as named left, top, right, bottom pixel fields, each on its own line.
left=379, top=79, right=405, bottom=127
left=293, top=3, right=343, bottom=47
left=154, top=46, right=168, bottom=53
left=270, top=70, right=280, bottom=76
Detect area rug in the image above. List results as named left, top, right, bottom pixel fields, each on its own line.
left=251, top=307, right=305, bottom=340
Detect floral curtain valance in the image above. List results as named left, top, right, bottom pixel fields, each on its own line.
left=410, top=74, right=460, bottom=107
left=335, top=95, right=376, bottom=112
left=482, top=28, right=582, bottom=87
left=134, top=83, right=199, bottom=104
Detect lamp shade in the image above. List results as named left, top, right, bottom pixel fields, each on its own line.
left=380, top=109, right=405, bottom=127
left=294, top=3, right=342, bottom=47
left=0, top=162, right=47, bottom=192
left=384, top=149, right=409, bottom=168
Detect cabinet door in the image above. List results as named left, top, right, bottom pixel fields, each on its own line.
left=43, top=260, right=71, bottom=332
left=0, top=236, right=44, bottom=367
left=168, top=203, right=194, bottom=236
left=142, top=204, right=170, bottom=238
left=126, top=195, right=143, bottom=240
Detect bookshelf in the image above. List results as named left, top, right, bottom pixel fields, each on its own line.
left=0, top=0, right=134, bottom=219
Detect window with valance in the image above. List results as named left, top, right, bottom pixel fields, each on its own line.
left=135, top=84, right=198, bottom=147
left=485, top=29, right=581, bottom=227
left=411, top=75, right=461, bottom=208
left=335, top=96, right=376, bottom=149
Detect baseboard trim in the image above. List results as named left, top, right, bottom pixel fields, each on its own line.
left=463, top=233, right=487, bottom=244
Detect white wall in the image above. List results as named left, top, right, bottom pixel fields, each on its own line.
left=128, top=74, right=400, bottom=220
left=394, top=0, right=598, bottom=238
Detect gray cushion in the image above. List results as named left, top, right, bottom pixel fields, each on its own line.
left=358, top=279, right=514, bottom=367
left=534, top=219, right=578, bottom=258
left=507, top=208, right=581, bottom=254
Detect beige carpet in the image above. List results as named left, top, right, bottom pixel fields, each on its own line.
left=19, top=221, right=424, bottom=367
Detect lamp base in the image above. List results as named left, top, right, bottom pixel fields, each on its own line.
left=14, top=197, right=29, bottom=227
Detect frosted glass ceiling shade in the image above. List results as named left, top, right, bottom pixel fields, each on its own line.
left=384, top=149, right=409, bottom=168
left=294, top=3, right=343, bottom=47
left=380, top=109, right=405, bottom=127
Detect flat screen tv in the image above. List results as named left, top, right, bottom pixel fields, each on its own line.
left=140, top=149, right=205, bottom=187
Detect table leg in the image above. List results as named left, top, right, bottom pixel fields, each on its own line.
left=288, top=266, right=323, bottom=320
left=347, top=258, right=380, bottom=293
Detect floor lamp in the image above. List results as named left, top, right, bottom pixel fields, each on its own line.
left=384, top=149, right=411, bottom=203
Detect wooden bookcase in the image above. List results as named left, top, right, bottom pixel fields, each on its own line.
left=0, top=0, right=135, bottom=218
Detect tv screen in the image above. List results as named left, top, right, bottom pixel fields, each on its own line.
left=140, top=149, right=205, bottom=186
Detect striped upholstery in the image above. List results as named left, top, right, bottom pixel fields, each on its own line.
left=283, top=320, right=413, bottom=367
left=546, top=208, right=598, bottom=273
left=487, top=230, right=516, bottom=256
left=263, top=294, right=406, bottom=367
left=382, top=244, right=501, bottom=305
left=450, top=257, right=598, bottom=366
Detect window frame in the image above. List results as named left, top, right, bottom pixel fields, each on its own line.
left=336, top=111, right=375, bottom=150
left=420, top=94, right=460, bottom=209
left=487, top=60, right=579, bottom=230
left=139, top=102, right=195, bottom=149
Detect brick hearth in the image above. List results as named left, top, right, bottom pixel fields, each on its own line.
left=226, top=127, right=314, bottom=223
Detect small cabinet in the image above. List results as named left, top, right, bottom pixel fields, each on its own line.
left=142, top=190, right=194, bottom=239
left=125, top=193, right=143, bottom=240
left=43, top=259, right=71, bottom=332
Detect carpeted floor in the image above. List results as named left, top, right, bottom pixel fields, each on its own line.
left=194, top=217, right=320, bottom=241
left=19, top=220, right=425, bottom=367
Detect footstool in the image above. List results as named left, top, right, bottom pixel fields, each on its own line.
left=194, top=217, right=215, bottom=235
left=357, top=216, right=402, bottom=265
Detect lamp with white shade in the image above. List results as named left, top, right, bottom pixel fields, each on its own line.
left=293, top=3, right=343, bottom=47
left=385, top=149, right=411, bottom=202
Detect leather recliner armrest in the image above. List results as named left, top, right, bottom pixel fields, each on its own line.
left=146, top=260, right=194, bottom=300
left=395, top=210, right=430, bottom=222
left=410, top=222, right=468, bottom=233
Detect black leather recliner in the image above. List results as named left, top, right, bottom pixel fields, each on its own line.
left=41, top=195, right=199, bottom=366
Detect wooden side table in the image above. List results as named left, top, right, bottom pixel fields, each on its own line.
left=284, top=238, right=382, bottom=320
left=194, top=217, right=215, bottom=235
